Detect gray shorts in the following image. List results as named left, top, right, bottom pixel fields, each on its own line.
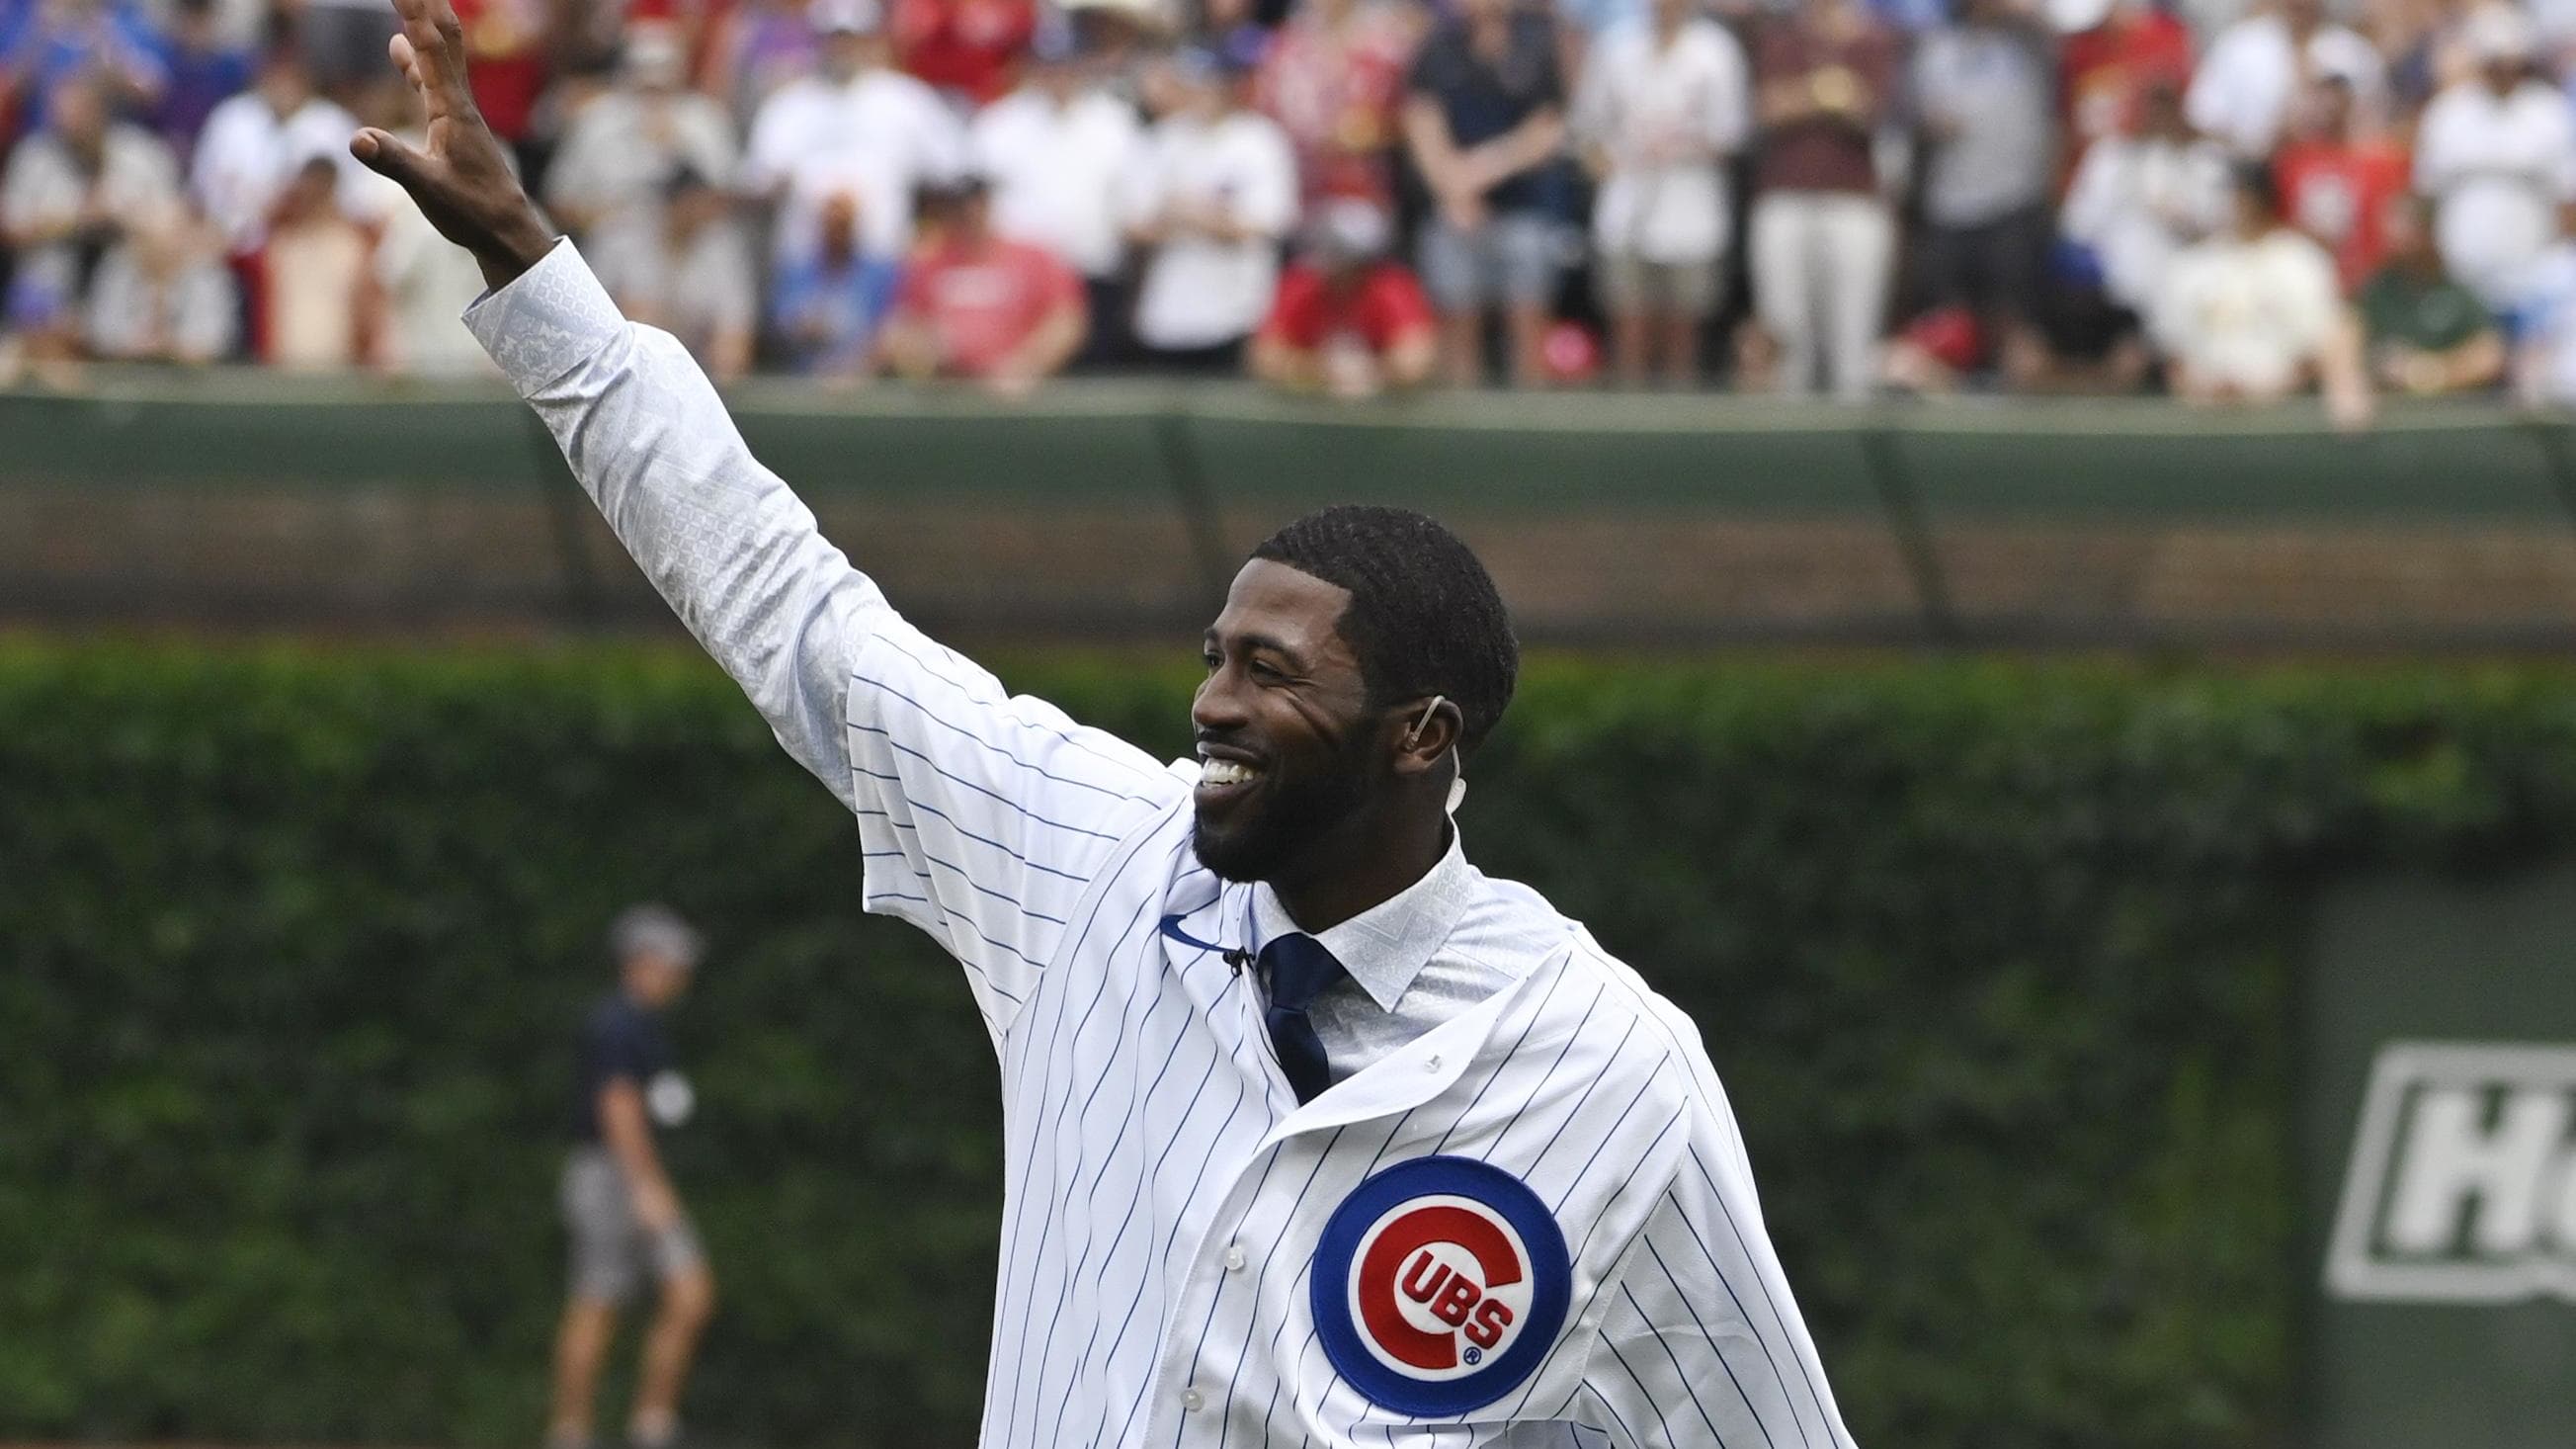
left=1419, top=213, right=1563, bottom=312
left=562, top=1146, right=705, bottom=1304
left=1597, top=251, right=1724, bottom=318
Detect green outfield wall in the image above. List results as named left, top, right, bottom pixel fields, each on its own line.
left=14, top=377, right=2576, bottom=646
left=9, top=643, right=2576, bottom=1447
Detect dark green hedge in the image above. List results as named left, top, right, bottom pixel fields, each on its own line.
left=11, top=642, right=2576, bottom=1448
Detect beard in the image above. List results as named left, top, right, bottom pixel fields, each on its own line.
left=1191, top=739, right=1378, bottom=884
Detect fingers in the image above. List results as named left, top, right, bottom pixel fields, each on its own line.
left=387, top=0, right=471, bottom=120
left=350, top=127, right=429, bottom=187
left=387, top=33, right=422, bottom=92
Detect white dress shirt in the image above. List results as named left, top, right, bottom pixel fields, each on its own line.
left=743, top=67, right=965, bottom=263
left=464, top=239, right=1859, bottom=1449
left=972, top=85, right=1144, bottom=281
left=2184, top=15, right=2384, bottom=158
left=1572, top=16, right=1750, bottom=265
left=1122, top=108, right=1299, bottom=349
left=2414, top=79, right=2576, bottom=310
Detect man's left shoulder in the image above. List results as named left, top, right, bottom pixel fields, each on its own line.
left=1456, top=877, right=1716, bottom=1107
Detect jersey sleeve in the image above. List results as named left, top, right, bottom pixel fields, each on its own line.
left=1571, top=1112, right=1858, bottom=1448
left=466, top=240, right=1185, bottom=1042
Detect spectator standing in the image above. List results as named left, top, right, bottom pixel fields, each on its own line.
left=1572, top=0, right=1750, bottom=387
left=0, top=70, right=178, bottom=365
left=1910, top=0, right=2059, bottom=386
left=971, top=20, right=1141, bottom=365
left=881, top=173, right=1087, bottom=391
left=149, top=0, right=252, bottom=156
left=593, top=164, right=760, bottom=383
left=1250, top=196, right=1436, bottom=396
left=2412, top=5, right=2574, bottom=310
left=1255, top=0, right=1421, bottom=210
left=2512, top=203, right=2576, bottom=407
left=1401, top=0, right=1570, bottom=387
left=445, top=0, right=551, bottom=174
left=546, top=24, right=738, bottom=248
left=891, top=0, right=1034, bottom=108
left=84, top=194, right=233, bottom=362
left=191, top=42, right=362, bottom=255
left=1122, top=41, right=1296, bottom=371
left=0, top=0, right=167, bottom=134
left=248, top=154, right=375, bottom=369
left=2358, top=192, right=2504, bottom=395
left=1746, top=0, right=1898, bottom=399
left=2276, top=74, right=2409, bottom=295
left=770, top=189, right=902, bottom=380
left=742, top=0, right=963, bottom=272
left=2061, top=78, right=2230, bottom=340
left=2187, top=0, right=2385, bottom=159
left=546, top=906, right=716, bottom=1449
left=2154, top=160, right=2370, bottom=423
left=2058, top=0, right=2194, bottom=175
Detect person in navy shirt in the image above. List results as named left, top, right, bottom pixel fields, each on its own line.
left=550, top=904, right=714, bottom=1449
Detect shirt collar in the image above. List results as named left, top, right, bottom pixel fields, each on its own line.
left=1250, top=829, right=1475, bottom=1013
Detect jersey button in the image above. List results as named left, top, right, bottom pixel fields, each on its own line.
left=1180, top=1389, right=1204, bottom=1412
left=1223, top=1244, right=1247, bottom=1272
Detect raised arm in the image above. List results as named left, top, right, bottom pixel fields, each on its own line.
left=351, top=0, right=1183, bottom=1037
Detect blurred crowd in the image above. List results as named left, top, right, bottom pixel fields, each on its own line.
left=9, top=0, right=2576, bottom=410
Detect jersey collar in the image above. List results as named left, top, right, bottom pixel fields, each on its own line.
left=1250, top=828, right=1475, bottom=1013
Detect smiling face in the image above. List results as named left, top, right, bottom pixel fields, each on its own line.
left=1191, top=560, right=1405, bottom=884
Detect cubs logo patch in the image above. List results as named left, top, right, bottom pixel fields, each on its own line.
left=1310, top=1155, right=1573, bottom=1417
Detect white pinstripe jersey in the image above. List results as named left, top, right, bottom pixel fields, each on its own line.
left=468, top=241, right=1861, bottom=1449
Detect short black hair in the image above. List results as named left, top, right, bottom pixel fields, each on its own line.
left=1250, top=505, right=1518, bottom=755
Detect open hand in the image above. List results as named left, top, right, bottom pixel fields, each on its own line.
left=348, top=0, right=554, bottom=289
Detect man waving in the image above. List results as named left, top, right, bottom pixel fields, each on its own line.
left=353, top=5, right=1861, bottom=1442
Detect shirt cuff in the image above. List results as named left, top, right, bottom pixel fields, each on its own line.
left=463, top=237, right=624, bottom=395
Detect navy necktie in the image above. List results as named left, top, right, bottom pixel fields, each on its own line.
left=1258, top=932, right=1345, bottom=1105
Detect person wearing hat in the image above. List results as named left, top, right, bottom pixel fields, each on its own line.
left=2413, top=4, right=2576, bottom=311
left=543, top=23, right=738, bottom=250
left=1249, top=196, right=1435, bottom=396
left=741, top=0, right=965, bottom=273
left=1121, top=33, right=1298, bottom=372
left=881, top=169, right=1090, bottom=392
left=970, top=15, right=1143, bottom=367
left=546, top=905, right=715, bottom=1449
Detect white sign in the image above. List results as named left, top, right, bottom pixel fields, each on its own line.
left=2325, top=1042, right=2576, bottom=1304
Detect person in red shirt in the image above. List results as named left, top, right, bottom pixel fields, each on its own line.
left=1250, top=199, right=1436, bottom=397
left=2057, top=0, right=2194, bottom=182
left=880, top=172, right=1088, bottom=394
left=891, top=0, right=1035, bottom=108
left=2276, top=74, right=2410, bottom=294
left=447, top=0, right=552, bottom=158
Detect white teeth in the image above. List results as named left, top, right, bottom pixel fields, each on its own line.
left=1200, top=758, right=1258, bottom=787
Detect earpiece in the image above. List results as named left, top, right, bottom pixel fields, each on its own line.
left=1406, top=695, right=1447, bottom=750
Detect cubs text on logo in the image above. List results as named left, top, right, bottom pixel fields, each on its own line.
left=2326, top=1041, right=2576, bottom=1304
left=1311, top=1155, right=1573, bottom=1416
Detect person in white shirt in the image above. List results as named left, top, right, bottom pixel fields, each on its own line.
left=1, top=71, right=182, bottom=364
left=741, top=0, right=965, bottom=269
left=2411, top=5, right=2575, bottom=311
left=1571, top=0, right=1749, bottom=386
left=971, top=20, right=1144, bottom=367
left=84, top=198, right=237, bottom=364
left=2510, top=203, right=2576, bottom=407
left=544, top=24, right=740, bottom=253
left=2062, top=79, right=2231, bottom=324
left=350, top=8, right=1867, bottom=1442
left=2185, top=0, right=2384, bottom=158
left=191, top=42, right=367, bottom=254
left=1121, top=42, right=1299, bottom=370
left=2154, top=160, right=2371, bottom=425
